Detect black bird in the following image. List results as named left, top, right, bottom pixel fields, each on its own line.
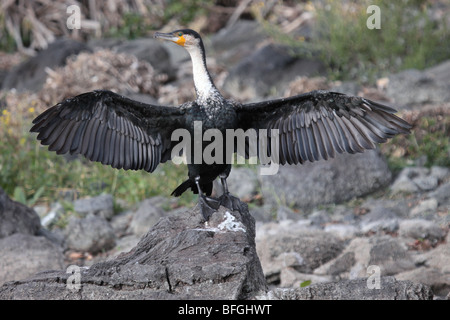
left=30, top=29, right=411, bottom=220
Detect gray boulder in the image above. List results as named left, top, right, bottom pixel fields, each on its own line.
left=385, top=60, right=450, bottom=107
left=0, top=203, right=267, bottom=300
left=211, top=20, right=267, bottom=66
left=64, top=215, right=116, bottom=254
left=214, top=167, right=259, bottom=200
left=257, top=227, right=344, bottom=284
left=260, top=149, right=392, bottom=210
left=390, top=166, right=442, bottom=195
left=0, top=233, right=64, bottom=286
left=314, top=236, right=415, bottom=278
left=2, top=38, right=91, bottom=92
left=223, top=43, right=325, bottom=100
left=399, top=219, right=446, bottom=241
left=128, top=198, right=167, bottom=236
left=116, top=38, right=175, bottom=80
left=359, top=205, right=400, bottom=234
left=0, top=187, right=41, bottom=238
left=259, top=277, right=433, bottom=300
left=74, top=194, right=114, bottom=220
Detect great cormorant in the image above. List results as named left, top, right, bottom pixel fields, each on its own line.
left=30, top=29, right=411, bottom=220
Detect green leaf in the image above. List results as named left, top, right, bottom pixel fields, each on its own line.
left=13, top=186, right=27, bottom=205
left=300, top=280, right=312, bottom=288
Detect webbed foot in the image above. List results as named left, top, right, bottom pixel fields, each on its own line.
left=198, top=195, right=220, bottom=221
left=218, top=192, right=243, bottom=213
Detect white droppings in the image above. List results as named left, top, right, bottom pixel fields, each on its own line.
left=194, top=211, right=246, bottom=233
left=217, top=211, right=246, bottom=233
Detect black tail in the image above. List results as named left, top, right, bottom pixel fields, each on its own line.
left=171, top=179, right=213, bottom=197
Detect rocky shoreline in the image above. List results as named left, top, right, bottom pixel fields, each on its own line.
left=0, top=20, right=449, bottom=299
left=0, top=159, right=448, bottom=299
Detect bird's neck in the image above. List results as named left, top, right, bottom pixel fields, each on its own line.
left=187, top=46, right=222, bottom=103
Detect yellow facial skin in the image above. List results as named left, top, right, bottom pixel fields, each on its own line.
left=175, top=35, right=186, bottom=46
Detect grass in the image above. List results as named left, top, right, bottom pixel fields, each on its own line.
left=0, top=92, right=196, bottom=209
left=380, top=109, right=450, bottom=172
left=255, top=0, right=450, bottom=84
left=105, top=12, right=155, bottom=39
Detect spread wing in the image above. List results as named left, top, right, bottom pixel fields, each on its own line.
left=235, top=90, right=411, bottom=165
left=30, top=90, right=186, bottom=172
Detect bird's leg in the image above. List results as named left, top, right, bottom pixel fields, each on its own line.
left=217, top=173, right=243, bottom=212
left=195, top=176, right=219, bottom=221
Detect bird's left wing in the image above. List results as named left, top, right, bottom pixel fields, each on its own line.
left=30, top=90, right=186, bottom=172
left=235, top=90, right=411, bottom=165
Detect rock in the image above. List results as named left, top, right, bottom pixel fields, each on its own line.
left=308, top=210, right=331, bottom=226
left=116, top=38, right=175, bottom=80
left=110, top=234, right=141, bottom=258
left=390, top=166, right=443, bottom=194
left=395, top=267, right=450, bottom=298
left=260, top=149, right=392, bottom=210
left=64, top=215, right=116, bottom=254
left=73, top=194, right=114, bottom=220
left=390, top=174, right=419, bottom=194
left=223, top=43, right=325, bottom=100
left=249, top=206, right=274, bottom=223
left=2, top=38, right=91, bottom=92
left=385, top=60, right=450, bottom=107
left=258, top=277, right=433, bottom=300
left=110, top=210, right=134, bottom=236
left=419, top=241, right=450, bottom=274
left=0, top=203, right=267, bottom=300
left=0, top=187, right=41, bottom=238
left=428, top=181, right=450, bottom=206
left=277, top=206, right=302, bottom=221
left=315, top=236, right=415, bottom=278
left=40, top=202, right=65, bottom=227
left=128, top=198, right=167, bottom=236
left=399, top=219, right=446, bottom=241
left=211, top=20, right=267, bottom=66
left=280, top=268, right=332, bottom=288
left=367, top=237, right=415, bottom=275
left=412, top=175, right=438, bottom=192
left=359, top=205, right=400, bottom=233
left=324, top=224, right=359, bottom=240
left=256, top=229, right=344, bottom=283
left=214, top=167, right=259, bottom=200
left=410, top=198, right=439, bottom=218
left=360, top=198, right=411, bottom=219
left=0, top=233, right=64, bottom=286
left=430, top=166, right=450, bottom=182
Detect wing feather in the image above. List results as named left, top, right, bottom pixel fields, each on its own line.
left=236, top=90, right=411, bottom=164
left=30, top=90, right=185, bottom=172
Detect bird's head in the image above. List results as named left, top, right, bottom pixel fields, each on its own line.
left=154, top=29, right=203, bottom=49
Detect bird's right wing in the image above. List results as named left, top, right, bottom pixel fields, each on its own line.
left=30, top=90, right=186, bottom=172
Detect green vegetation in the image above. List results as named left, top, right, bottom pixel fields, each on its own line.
left=0, top=15, right=16, bottom=53
left=105, top=12, right=154, bottom=39
left=0, top=96, right=196, bottom=208
left=256, top=0, right=450, bottom=83
left=163, top=0, right=215, bottom=25
left=381, top=111, right=450, bottom=172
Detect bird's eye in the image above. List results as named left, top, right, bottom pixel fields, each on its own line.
left=178, top=32, right=183, bottom=37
